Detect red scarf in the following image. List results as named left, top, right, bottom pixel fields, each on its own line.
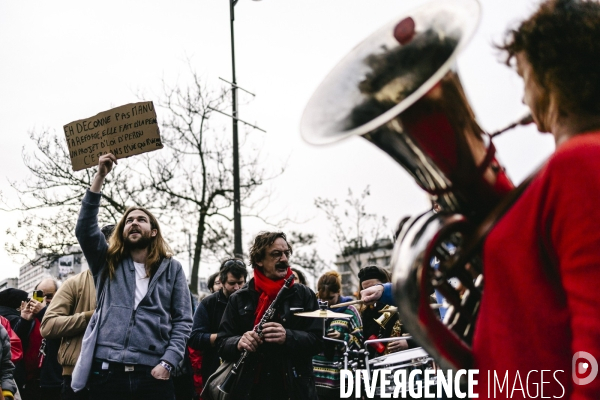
left=253, top=267, right=294, bottom=325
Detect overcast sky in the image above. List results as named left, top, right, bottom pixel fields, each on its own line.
left=0, top=0, right=554, bottom=282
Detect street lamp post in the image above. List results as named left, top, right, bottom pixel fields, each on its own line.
left=228, top=0, right=261, bottom=259
left=230, top=0, right=242, bottom=258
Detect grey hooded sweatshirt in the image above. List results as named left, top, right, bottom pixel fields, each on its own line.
left=75, top=190, right=192, bottom=368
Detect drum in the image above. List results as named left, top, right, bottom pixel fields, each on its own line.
left=367, top=347, right=436, bottom=398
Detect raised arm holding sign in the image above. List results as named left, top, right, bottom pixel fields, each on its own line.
left=90, top=153, right=117, bottom=193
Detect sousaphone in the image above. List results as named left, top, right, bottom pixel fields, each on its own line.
left=301, top=0, right=526, bottom=371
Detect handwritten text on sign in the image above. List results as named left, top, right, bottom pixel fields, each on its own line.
left=63, top=101, right=163, bottom=171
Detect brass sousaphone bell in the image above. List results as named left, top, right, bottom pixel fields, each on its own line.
left=301, top=0, right=523, bottom=371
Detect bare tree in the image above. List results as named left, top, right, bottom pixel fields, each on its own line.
left=142, top=71, right=281, bottom=293
left=2, top=132, right=136, bottom=266
left=287, top=231, right=328, bottom=283
left=314, top=186, right=389, bottom=291
left=2, top=71, right=282, bottom=294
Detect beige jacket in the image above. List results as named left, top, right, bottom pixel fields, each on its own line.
left=40, top=269, right=96, bottom=375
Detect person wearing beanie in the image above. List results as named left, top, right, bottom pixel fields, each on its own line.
left=358, top=265, right=410, bottom=358
left=357, top=265, right=389, bottom=289
left=0, top=289, right=29, bottom=328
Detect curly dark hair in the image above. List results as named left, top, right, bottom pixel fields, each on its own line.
left=248, top=231, right=293, bottom=269
left=498, top=0, right=600, bottom=115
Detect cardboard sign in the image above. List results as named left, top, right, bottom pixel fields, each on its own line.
left=63, top=101, right=163, bottom=171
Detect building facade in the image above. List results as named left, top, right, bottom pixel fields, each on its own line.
left=19, top=246, right=88, bottom=293
left=335, top=237, right=394, bottom=296
left=0, top=278, right=19, bottom=291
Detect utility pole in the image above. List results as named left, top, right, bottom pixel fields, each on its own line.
left=226, top=0, right=265, bottom=258
left=229, top=0, right=242, bottom=258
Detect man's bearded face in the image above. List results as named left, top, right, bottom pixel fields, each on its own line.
left=123, top=210, right=157, bottom=250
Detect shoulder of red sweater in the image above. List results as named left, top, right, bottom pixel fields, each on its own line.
left=546, top=131, right=600, bottom=171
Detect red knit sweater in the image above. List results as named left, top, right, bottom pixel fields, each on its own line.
left=474, top=132, right=600, bottom=399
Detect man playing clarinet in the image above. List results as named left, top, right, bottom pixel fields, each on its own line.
left=217, top=232, right=321, bottom=400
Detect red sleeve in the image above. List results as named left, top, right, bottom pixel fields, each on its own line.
left=545, top=139, right=600, bottom=400
left=0, top=316, right=22, bottom=363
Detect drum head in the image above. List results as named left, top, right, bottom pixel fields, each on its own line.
left=370, top=347, right=429, bottom=368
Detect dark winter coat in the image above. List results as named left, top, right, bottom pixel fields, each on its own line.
left=217, top=278, right=322, bottom=400
left=188, top=288, right=229, bottom=384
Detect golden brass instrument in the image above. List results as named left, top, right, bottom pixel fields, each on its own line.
left=301, top=0, right=532, bottom=372
left=372, top=306, right=408, bottom=355
left=374, top=305, right=395, bottom=329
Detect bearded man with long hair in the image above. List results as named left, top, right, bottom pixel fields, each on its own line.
left=75, top=153, right=192, bottom=400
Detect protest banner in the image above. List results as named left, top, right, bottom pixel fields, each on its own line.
left=63, top=101, right=163, bottom=171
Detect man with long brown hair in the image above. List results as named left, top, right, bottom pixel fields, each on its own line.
left=75, top=153, right=192, bottom=400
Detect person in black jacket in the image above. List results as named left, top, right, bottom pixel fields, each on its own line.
left=217, top=232, right=322, bottom=400
left=0, top=289, right=29, bottom=330
left=188, top=258, right=247, bottom=392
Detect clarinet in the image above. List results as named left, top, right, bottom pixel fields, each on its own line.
left=218, top=274, right=295, bottom=394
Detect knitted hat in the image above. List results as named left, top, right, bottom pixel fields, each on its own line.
left=358, top=265, right=389, bottom=286
left=0, top=288, right=29, bottom=309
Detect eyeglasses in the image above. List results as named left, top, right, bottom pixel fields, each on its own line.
left=222, top=259, right=246, bottom=269
left=269, top=250, right=291, bottom=260
left=44, top=293, right=54, bottom=300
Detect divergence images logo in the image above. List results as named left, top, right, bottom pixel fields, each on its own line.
left=572, top=351, right=598, bottom=386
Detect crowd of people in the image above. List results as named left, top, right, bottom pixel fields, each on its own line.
left=0, top=151, right=416, bottom=400
left=0, top=0, right=598, bottom=398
